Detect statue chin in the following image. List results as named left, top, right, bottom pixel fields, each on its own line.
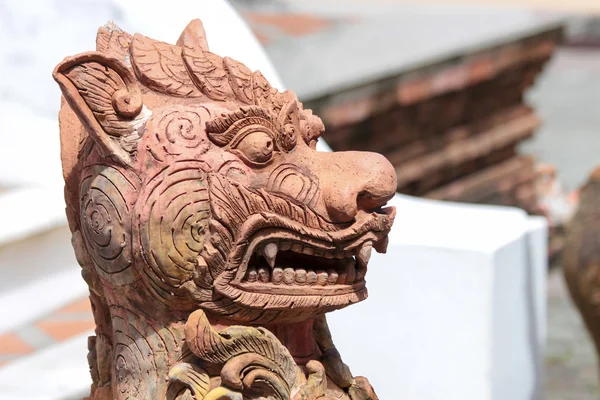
left=54, top=18, right=396, bottom=400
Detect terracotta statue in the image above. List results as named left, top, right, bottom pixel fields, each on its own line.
left=564, top=167, right=600, bottom=376
left=53, top=19, right=396, bottom=399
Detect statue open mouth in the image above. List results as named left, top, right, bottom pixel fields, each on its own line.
left=213, top=206, right=395, bottom=313
left=242, top=239, right=371, bottom=287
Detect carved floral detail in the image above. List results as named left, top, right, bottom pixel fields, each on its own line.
left=184, top=309, right=297, bottom=399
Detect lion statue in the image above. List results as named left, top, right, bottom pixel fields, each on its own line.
left=53, top=19, right=396, bottom=400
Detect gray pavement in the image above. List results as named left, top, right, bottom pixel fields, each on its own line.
left=545, top=267, right=599, bottom=399
left=525, top=47, right=600, bottom=398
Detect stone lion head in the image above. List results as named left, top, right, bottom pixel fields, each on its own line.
left=54, top=19, right=396, bottom=326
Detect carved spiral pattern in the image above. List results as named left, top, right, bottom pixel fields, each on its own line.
left=112, top=88, right=143, bottom=118
left=266, top=164, right=320, bottom=208
left=135, top=161, right=211, bottom=308
left=111, top=306, right=181, bottom=399
left=217, top=160, right=249, bottom=186
left=80, top=165, right=137, bottom=286
left=279, top=123, right=298, bottom=152
left=152, top=106, right=212, bottom=157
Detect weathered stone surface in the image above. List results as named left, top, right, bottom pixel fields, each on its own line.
left=54, top=19, right=396, bottom=399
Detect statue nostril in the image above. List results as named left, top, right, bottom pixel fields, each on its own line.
left=319, top=151, right=397, bottom=222
left=357, top=191, right=390, bottom=213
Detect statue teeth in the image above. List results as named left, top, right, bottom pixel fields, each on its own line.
left=316, top=270, right=328, bottom=286
left=257, top=267, right=270, bottom=283
left=302, top=246, right=314, bottom=255
left=246, top=250, right=367, bottom=285
left=291, top=243, right=303, bottom=253
left=272, top=268, right=283, bottom=284
left=246, top=267, right=257, bottom=283
left=327, top=269, right=338, bottom=285
left=283, top=268, right=295, bottom=285
left=295, top=268, right=307, bottom=284
left=344, top=259, right=356, bottom=284
left=356, top=242, right=372, bottom=270
left=306, top=270, right=318, bottom=285
left=263, top=242, right=278, bottom=268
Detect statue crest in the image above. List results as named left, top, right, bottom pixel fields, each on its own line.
left=54, top=19, right=396, bottom=400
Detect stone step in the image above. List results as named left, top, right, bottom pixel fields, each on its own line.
left=0, top=331, right=91, bottom=400
left=0, top=186, right=87, bottom=336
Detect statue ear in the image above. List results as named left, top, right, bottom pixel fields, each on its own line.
left=53, top=52, right=145, bottom=165
left=176, top=18, right=209, bottom=51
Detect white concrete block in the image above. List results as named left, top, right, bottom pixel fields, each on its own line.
left=0, top=332, right=92, bottom=400
left=327, top=195, right=548, bottom=400
left=0, top=186, right=87, bottom=335
left=0, top=186, right=66, bottom=244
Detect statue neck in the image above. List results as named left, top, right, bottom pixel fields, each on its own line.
left=267, top=318, right=321, bottom=365
left=208, top=316, right=320, bottom=365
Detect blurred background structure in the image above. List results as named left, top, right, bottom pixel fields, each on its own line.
left=0, top=0, right=599, bottom=399
left=230, top=4, right=600, bottom=396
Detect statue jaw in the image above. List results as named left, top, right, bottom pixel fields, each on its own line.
left=213, top=209, right=395, bottom=317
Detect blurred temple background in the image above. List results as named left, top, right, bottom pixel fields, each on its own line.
left=230, top=3, right=600, bottom=396
left=1, top=0, right=600, bottom=398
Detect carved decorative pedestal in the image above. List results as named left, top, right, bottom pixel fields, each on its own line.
left=54, top=19, right=396, bottom=399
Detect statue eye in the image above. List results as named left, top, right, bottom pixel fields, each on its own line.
left=233, top=131, right=274, bottom=165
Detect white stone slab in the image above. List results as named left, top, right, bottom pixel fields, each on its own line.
left=327, top=195, right=547, bottom=400
left=0, top=186, right=66, bottom=245
left=0, top=332, right=92, bottom=400
left=0, top=186, right=87, bottom=335
left=0, top=268, right=87, bottom=335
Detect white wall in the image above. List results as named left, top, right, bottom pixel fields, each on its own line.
left=327, top=196, right=547, bottom=400
left=0, top=0, right=283, bottom=187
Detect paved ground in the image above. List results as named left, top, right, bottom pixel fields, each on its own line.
left=526, top=48, right=600, bottom=398
left=545, top=267, right=599, bottom=399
